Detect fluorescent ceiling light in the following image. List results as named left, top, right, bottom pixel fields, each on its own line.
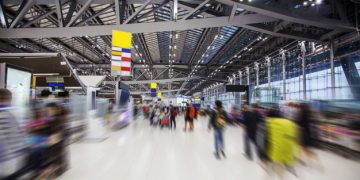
left=33, top=73, right=60, bottom=76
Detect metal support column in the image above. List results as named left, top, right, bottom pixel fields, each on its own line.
left=246, top=67, right=250, bottom=85
left=239, top=71, right=242, bottom=85
left=114, top=0, right=121, bottom=25
left=246, top=67, right=250, bottom=103
left=266, top=56, right=271, bottom=87
left=233, top=74, right=236, bottom=85
left=211, top=87, right=213, bottom=101
left=330, top=41, right=335, bottom=99
left=300, top=41, right=307, bottom=100
left=115, top=76, right=120, bottom=107
left=216, top=84, right=219, bottom=100
left=0, top=0, right=9, bottom=28
left=173, top=0, right=178, bottom=22
left=255, top=62, right=259, bottom=88
left=119, top=0, right=127, bottom=24
left=215, top=85, right=216, bottom=100
left=281, top=49, right=286, bottom=100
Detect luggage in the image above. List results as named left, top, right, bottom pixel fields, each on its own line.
left=161, top=115, right=170, bottom=128
left=267, top=117, right=299, bottom=165
left=189, top=107, right=195, bottom=119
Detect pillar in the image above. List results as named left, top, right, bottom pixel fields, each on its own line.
left=246, top=66, right=250, bottom=85
left=266, top=57, right=271, bottom=87
left=330, top=41, right=335, bottom=99
left=255, top=62, right=259, bottom=88
left=281, top=49, right=286, bottom=100
left=239, top=71, right=242, bottom=85
left=300, top=41, right=307, bottom=100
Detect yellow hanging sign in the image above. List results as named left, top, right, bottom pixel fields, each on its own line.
left=151, top=82, right=157, bottom=89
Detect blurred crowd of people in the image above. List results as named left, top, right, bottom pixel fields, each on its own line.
left=1, top=82, right=348, bottom=180
left=146, top=103, right=199, bottom=131
left=207, top=100, right=320, bottom=179
left=142, top=99, right=322, bottom=179
left=0, top=89, right=70, bottom=179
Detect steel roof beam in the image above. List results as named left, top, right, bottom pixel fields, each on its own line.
left=3, top=0, right=166, bottom=5
left=76, top=64, right=190, bottom=69
left=66, top=0, right=94, bottom=27
left=22, top=8, right=57, bottom=27
left=10, top=0, right=34, bottom=28
left=216, top=0, right=355, bottom=31
left=228, top=2, right=237, bottom=22
left=124, top=0, right=152, bottom=24
left=120, top=76, right=199, bottom=85
left=131, top=88, right=186, bottom=95
left=75, top=4, right=114, bottom=26
left=64, top=0, right=77, bottom=25
left=0, top=14, right=276, bottom=38
left=131, top=0, right=169, bottom=23
left=0, top=41, right=28, bottom=53
left=0, top=0, right=9, bottom=28
left=181, top=0, right=210, bottom=20
left=154, top=67, right=169, bottom=79
left=55, top=0, right=64, bottom=27
left=114, top=0, right=121, bottom=25
left=242, top=24, right=321, bottom=42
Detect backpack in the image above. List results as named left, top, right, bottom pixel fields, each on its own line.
left=170, top=108, right=177, bottom=116
left=189, top=107, right=195, bottom=119
left=215, top=109, right=226, bottom=128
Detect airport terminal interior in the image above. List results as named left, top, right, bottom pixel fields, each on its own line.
left=0, top=0, right=360, bottom=179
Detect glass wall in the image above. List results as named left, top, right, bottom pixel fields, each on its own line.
left=203, top=41, right=360, bottom=107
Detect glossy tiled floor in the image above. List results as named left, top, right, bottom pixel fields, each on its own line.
left=60, top=116, right=360, bottom=180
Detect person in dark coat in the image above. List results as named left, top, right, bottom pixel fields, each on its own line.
left=297, top=103, right=317, bottom=166
left=242, top=104, right=263, bottom=160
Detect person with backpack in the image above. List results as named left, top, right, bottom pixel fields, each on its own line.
left=184, top=103, right=195, bottom=131
left=149, top=105, right=156, bottom=125
left=208, top=100, right=231, bottom=159
left=169, top=105, right=177, bottom=129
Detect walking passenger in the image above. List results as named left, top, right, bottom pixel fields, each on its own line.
left=297, top=103, right=318, bottom=166
left=208, top=100, right=230, bottom=159
left=169, top=105, right=177, bottom=129
left=184, top=103, right=195, bottom=131
left=242, top=104, right=263, bottom=161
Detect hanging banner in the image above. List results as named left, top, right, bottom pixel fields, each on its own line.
left=151, top=92, right=157, bottom=98
left=150, top=82, right=157, bottom=89
left=157, top=92, right=162, bottom=98
left=111, top=30, right=132, bottom=77
left=150, top=82, right=157, bottom=98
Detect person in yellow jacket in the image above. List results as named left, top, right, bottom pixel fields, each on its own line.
left=265, top=107, right=299, bottom=179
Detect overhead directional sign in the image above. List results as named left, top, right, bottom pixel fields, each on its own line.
left=225, top=85, right=249, bottom=92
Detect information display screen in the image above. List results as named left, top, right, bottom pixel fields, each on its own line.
left=6, top=66, right=32, bottom=106
left=225, top=85, right=248, bottom=92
